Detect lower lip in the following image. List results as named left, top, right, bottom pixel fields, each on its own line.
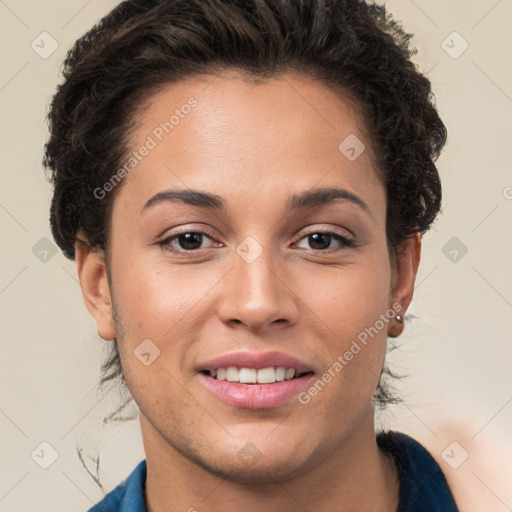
left=198, top=373, right=314, bottom=409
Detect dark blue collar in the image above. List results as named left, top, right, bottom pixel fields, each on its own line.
left=377, top=431, right=459, bottom=511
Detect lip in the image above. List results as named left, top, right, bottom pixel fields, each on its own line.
left=197, top=350, right=314, bottom=409
left=197, top=350, right=313, bottom=374
left=198, top=372, right=314, bottom=409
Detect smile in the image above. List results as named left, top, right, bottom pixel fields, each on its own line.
left=207, top=366, right=304, bottom=384
left=197, top=351, right=315, bottom=409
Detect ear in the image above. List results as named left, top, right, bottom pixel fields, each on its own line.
left=387, top=231, right=421, bottom=337
left=75, top=235, right=116, bottom=341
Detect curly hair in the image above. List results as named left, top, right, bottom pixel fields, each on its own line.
left=43, top=0, right=447, bottom=407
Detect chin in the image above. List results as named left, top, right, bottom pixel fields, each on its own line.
left=169, top=428, right=319, bottom=484
left=191, top=454, right=312, bottom=485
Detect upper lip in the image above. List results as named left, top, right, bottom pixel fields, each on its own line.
left=198, top=351, right=313, bottom=374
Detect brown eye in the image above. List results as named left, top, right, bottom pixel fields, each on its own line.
left=157, top=231, right=218, bottom=252
left=295, top=231, right=355, bottom=252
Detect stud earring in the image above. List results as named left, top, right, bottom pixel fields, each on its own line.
left=396, top=314, right=403, bottom=323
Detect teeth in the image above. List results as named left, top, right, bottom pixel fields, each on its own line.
left=239, top=368, right=257, bottom=383
left=285, top=368, right=295, bottom=380
left=275, top=367, right=286, bottom=381
left=226, top=366, right=239, bottom=382
left=257, top=367, right=276, bottom=384
left=209, top=366, right=300, bottom=383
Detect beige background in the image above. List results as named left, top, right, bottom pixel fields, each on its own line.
left=1, top=0, right=511, bottom=511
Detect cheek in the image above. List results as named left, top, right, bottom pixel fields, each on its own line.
left=304, top=252, right=391, bottom=335
left=112, top=259, right=208, bottom=336
left=110, top=257, right=225, bottom=390
left=299, top=251, right=392, bottom=395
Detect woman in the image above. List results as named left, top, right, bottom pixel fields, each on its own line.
left=44, top=0, right=456, bottom=510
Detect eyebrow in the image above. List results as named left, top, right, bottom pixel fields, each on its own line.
left=141, top=186, right=370, bottom=216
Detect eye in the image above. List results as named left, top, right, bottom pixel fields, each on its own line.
left=157, top=231, right=219, bottom=252
left=295, top=230, right=355, bottom=252
left=156, top=228, right=355, bottom=254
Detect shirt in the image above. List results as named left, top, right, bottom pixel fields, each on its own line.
left=88, top=430, right=459, bottom=511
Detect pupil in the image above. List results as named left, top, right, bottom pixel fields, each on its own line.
left=309, top=233, right=330, bottom=250
left=179, top=233, right=202, bottom=250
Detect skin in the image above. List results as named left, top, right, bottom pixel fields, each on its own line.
left=76, top=72, right=421, bottom=512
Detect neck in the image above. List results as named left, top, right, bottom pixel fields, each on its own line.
left=142, top=407, right=399, bottom=512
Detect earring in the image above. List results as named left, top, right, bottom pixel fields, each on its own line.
left=396, top=314, right=403, bottom=323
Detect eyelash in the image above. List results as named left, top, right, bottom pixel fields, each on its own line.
left=156, top=228, right=356, bottom=254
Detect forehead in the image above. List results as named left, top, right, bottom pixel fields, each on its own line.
left=132, top=71, right=372, bottom=154
left=114, top=72, right=383, bottom=217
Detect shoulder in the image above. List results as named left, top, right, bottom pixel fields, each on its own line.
left=87, top=460, right=147, bottom=512
left=377, top=430, right=459, bottom=512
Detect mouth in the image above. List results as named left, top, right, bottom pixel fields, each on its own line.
left=200, top=366, right=312, bottom=384
left=197, top=351, right=315, bottom=409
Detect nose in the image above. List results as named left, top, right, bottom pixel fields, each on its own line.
left=216, top=242, right=299, bottom=333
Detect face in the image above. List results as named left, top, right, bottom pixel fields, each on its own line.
left=78, top=72, right=418, bottom=483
